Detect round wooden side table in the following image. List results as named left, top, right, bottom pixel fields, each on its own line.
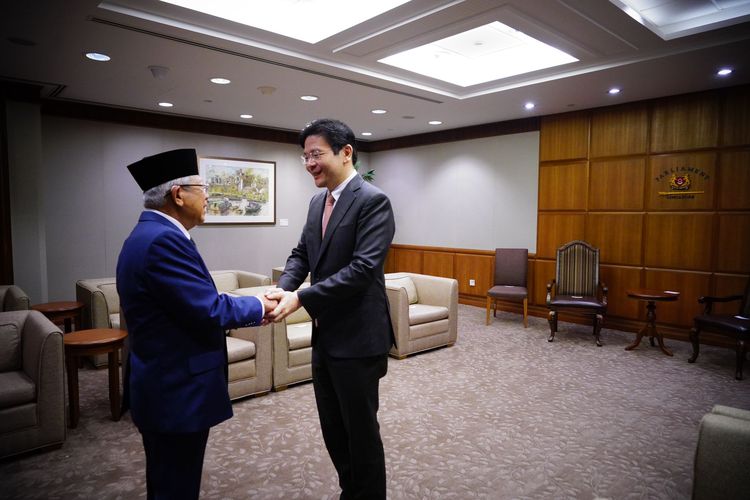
left=64, top=328, right=127, bottom=428
left=625, top=288, right=680, bottom=356
left=32, top=300, right=85, bottom=333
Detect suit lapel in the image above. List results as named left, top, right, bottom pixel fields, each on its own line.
left=313, top=176, right=362, bottom=269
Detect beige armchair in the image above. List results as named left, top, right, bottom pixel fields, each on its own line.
left=385, top=273, right=458, bottom=359
left=76, top=277, right=121, bottom=367
left=1, top=285, right=31, bottom=312
left=272, top=305, right=312, bottom=391
left=0, top=310, right=65, bottom=459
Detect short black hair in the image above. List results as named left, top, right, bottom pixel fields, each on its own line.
left=299, top=118, right=357, bottom=166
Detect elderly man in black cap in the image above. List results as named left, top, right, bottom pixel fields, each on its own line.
left=117, top=148, right=276, bottom=499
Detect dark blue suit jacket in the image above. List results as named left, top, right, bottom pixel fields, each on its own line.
left=278, top=174, right=395, bottom=358
left=117, top=211, right=263, bottom=433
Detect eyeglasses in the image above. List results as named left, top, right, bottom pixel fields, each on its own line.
left=178, top=184, right=209, bottom=194
left=300, top=150, right=330, bottom=166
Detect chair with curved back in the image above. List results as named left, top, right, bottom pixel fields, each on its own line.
left=546, top=240, right=608, bottom=346
left=486, top=248, right=528, bottom=327
left=688, top=279, right=750, bottom=380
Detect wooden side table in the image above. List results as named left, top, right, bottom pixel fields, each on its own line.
left=32, top=300, right=84, bottom=333
left=625, top=288, right=680, bottom=356
left=64, top=328, right=127, bottom=428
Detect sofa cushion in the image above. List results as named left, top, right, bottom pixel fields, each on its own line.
left=387, top=276, right=419, bottom=304
left=408, top=304, right=449, bottom=326
left=212, top=272, right=240, bottom=293
left=0, top=319, right=22, bottom=372
left=287, top=322, right=312, bottom=350
left=226, top=336, right=256, bottom=363
left=98, top=283, right=120, bottom=314
left=0, top=371, right=35, bottom=409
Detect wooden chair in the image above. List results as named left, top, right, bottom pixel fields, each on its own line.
left=689, top=279, right=750, bottom=380
left=546, top=240, right=608, bottom=346
left=486, top=248, right=528, bottom=327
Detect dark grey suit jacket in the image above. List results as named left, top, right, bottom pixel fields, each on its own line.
left=277, top=174, right=395, bottom=358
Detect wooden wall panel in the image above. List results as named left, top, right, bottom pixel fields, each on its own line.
left=533, top=260, right=556, bottom=306
left=589, top=158, right=646, bottom=210
left=538, top=162, right=588, bottom=210
left=393, top=248, right=422, bottom=274
left=716, top=214, right=750, bottom=273
left=423, top=251, right=454, bottom=278
left=644, top=213, right=713, bottom=270
left=646, top=152, right=716, bottom=211
left=718, top=150, right=750, bottom=210
left=651, top=93, right=719, bottom=152
left=536, top=214, right=586, bottom=259
left=591, top=104, right=648, bottom=157
left=384, top=248, right=395, bottom=274
left=599, top=265, right=642, bottom=319
left=721, top=86, right=750, bottom=146
left=644, top=270, right=711, bottom=327
left=585, top=214, right=643, bottom=265
left=712, top=274, right=750, bottom=315
left=540, top=112, right=589, bottom=161
left=455, top=254, right=493, bottom=296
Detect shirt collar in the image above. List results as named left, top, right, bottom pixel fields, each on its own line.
left=146, top=209, right=191, bottom=240
left=329, top=169, right=357, bottom=202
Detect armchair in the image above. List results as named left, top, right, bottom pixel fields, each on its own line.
left=385, top=273, right=458, bottom=359
left=688, top=279, right=750, bottom=380
left=546, top=240, right=608, bottom=346
left=272, top=305, right=312, bottom=391
left=0, top=310, right=65, bottom=459
left=1, top=285, right=30, bottom=312
left=76, top=277, right=121, bottom=367
left=486, top=248, right=528, bottom=327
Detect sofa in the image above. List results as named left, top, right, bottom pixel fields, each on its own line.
left=76, top=270, right=273, bottom=400
left=0, top=310, right=66, bottom=459
left=692, top=404, right=750, bottom=499
left=1, top=285, right=31, bottom=312
left=385, top=272, right=458, bottom=359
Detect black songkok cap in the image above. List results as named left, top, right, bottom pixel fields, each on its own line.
left=127, top=148, right=199, bottom=192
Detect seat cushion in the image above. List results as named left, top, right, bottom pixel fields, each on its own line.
left=226, top=336, right=256, bottom=363
left=0, top=319, right=22, bottom=372
left=488, top=285, right=527, bottom=301
left=695, top=315, right=750, bottom=335
left=0, top=371, right=35, bottom=409
left=408, top=304, right=449, bottom=326
left=287, top=322, right=312, bottom=350
left=387, top=276, right=419, bottom=304
left=549, top=295, right=605, bottom=310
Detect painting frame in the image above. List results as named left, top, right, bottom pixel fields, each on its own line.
left=199, top=156, right=276, bottom=224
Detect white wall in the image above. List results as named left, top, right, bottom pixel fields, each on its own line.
left=372, top=132, right=539, bottom=251
left=8, top=109, right=539, bottom=302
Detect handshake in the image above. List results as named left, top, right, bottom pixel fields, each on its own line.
left=257, top=288, right=301, bottom=325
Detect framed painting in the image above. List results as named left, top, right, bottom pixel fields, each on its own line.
left=199, top=156, right=276, bottom=224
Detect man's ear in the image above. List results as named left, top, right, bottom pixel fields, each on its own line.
left=343, top=144, right=353, bottom=163
left=169, top=186, right=185, bottom=207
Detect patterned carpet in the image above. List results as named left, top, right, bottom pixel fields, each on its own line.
left=3, top=304, right=749, bottom=499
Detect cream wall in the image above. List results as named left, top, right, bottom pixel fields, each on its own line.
left=7, top=106, right=539, bottom=302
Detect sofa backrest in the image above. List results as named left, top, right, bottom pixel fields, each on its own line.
left=0, top=312, right=24, bottom=372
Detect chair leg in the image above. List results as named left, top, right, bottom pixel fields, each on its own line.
left=486, top=296, right=492, bottom=325
left=593, top=313, right=603, bottom=347
left=523, top=298, right=528, bottom=328
left=688, top=326, right=700, bottom=363
left=736, top=339, right=746, bottom=381
left=547, top=310, right=557, bottom=342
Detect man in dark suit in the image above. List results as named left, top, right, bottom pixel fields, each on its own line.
left=267, top=119, right=395, bottom=499
left=117, top=148, right=276, bottom=499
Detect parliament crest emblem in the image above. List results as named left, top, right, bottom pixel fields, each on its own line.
left=669, top=174, right=690, bottom=191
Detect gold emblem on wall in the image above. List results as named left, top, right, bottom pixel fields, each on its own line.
left=657, top=168, right=705, bottom=199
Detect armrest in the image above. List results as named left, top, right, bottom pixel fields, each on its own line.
left=698, top=294, right=743, bottom=315
left=1, top=285, right=30, bottom=311
left=235, top=271, right=272, bottom=288
left=546, top=279, right=556, bottom=305
left=385, top=286, right=411, bottom=351
left=22, top=311, right=64, bottom=386
left=409, top=274, right=457, bottom=307
left=599, top=281, right=608, bottom=306
left=76, top=279, right=116, bottom=329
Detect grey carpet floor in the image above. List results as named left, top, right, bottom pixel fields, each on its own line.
left=2, top=304, right=749, bottom=499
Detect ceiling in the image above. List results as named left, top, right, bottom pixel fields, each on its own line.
left=2, top=0, right=749, bottom=141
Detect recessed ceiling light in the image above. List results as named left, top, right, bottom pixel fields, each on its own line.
left=428, top=120, right=442, bottom=125
left=361, top=132, right=373, bottom=136
left=717, top=68, right=733, bottom=76
left=300, top=95, right=318, bottom=101
left=371, top=109, right=387, bottom=114
left=158, top=102, right=174, bottom=108
left=85, top=52, right=111, bottom=62
left=240, top=114, right=253, bottom=119
left=524, top=102, right=535, bottom=110
left=210, top=77, right=231, bottom=84
left=608, top=87, right=621, bottom=94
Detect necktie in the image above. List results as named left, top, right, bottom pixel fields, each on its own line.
left=322, top=192, right=335, bottom=237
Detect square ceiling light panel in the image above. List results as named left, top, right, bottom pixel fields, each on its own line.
left=378, top=21, right=578, bottom=87
left=610, top=0, right=750, bottom=40
left=160, top=0, right=412, bottom=43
